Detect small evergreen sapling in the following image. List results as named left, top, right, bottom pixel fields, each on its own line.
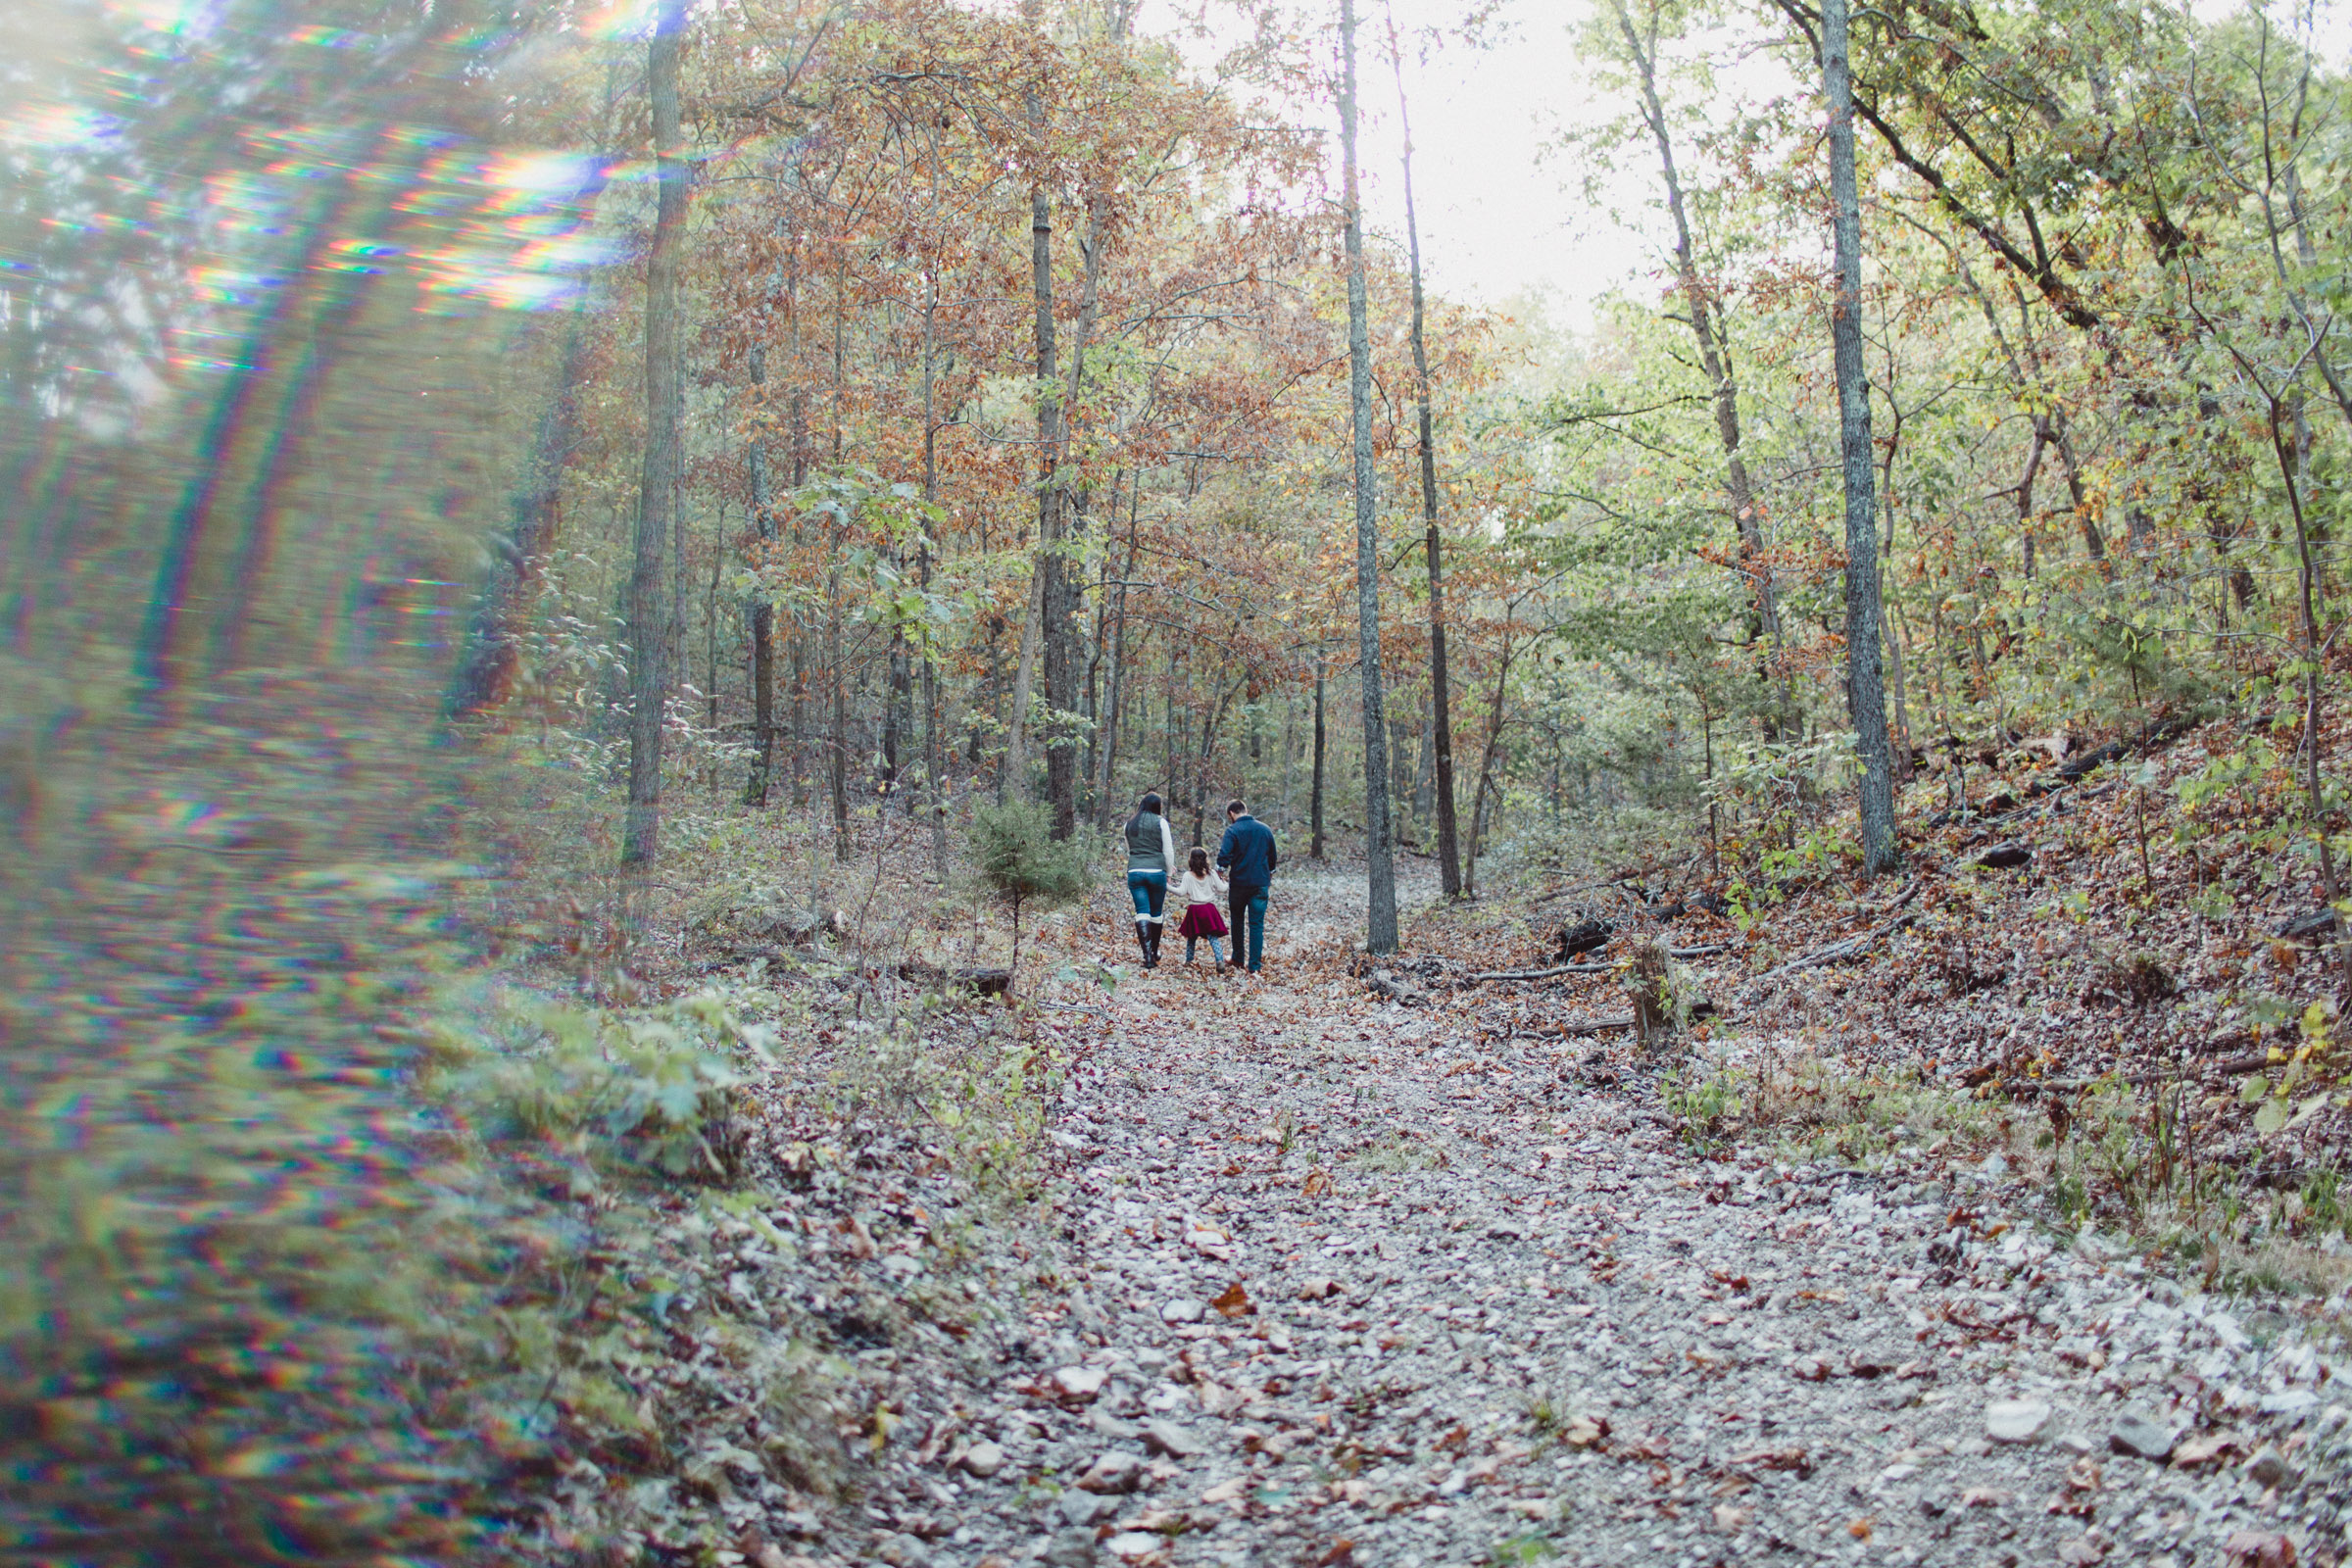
left=968, top=800, right=1090, bottom=991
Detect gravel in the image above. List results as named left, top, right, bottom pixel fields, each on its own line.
left=814, top=868, right=2352, bottom=1568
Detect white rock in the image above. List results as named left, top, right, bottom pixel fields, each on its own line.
left=1077, top=1449, right=1144, bottom=1494
left=1053, top=1365, right=1108, bottom=1400
left=1160, top=1298, right=1205, bottom=1325
left=1143, top=1419, right=1205, bottom=1458
left=1104, top=1532, right=1164, bottom=1561
left=1985, top=1398, right=2052, bottom=1443
left=958, top=1440, right=1006, bottom=1479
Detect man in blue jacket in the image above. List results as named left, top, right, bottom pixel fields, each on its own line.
left=1215, top=798, right=1279, bottom=974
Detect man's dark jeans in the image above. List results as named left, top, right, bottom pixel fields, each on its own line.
left=1229, top=883, right=1268, bottom=971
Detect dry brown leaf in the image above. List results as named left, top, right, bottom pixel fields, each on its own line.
left=1209, top=1281, right=1253, bottom=1318
left=2224, top=1532, right=2298, bottom=1568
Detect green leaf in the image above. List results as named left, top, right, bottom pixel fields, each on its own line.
left=2254, top=1096, right=2290, bottom=1136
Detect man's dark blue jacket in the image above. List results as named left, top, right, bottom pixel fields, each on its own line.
left=1216, top=813, right=1278, bottom=888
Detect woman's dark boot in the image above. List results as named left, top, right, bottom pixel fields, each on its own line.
left=1135, top=920, right=1153, bottom=966
left=1145, top=925, right=1162, bottom=968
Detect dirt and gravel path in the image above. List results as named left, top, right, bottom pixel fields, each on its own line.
left=881, top=868, right=2351, bottom=1568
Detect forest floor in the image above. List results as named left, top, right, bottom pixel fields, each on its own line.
left=740, top=853, right=2352, bottom=1568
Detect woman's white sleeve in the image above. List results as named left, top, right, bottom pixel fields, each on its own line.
left=1160, top=818, right=1177, bottom=872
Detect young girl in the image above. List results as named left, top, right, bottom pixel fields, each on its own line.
left=1171, top=848, right=1230, bottom=967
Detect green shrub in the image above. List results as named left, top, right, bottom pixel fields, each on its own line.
left=967, top=800, right=1091, bottom=987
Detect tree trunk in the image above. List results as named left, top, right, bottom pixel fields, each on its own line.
left=1824, top=0, right=1900, bottom=875
left=622, top=0, right=686, bottom=869
left=1341, top=0, right=1397, bottom=952
left=1382, top=10, right=1460, bottom=893
left=920, top=278, right=948, bottom=875
left=745, top=337, right=776, bottom=805
left=445, top=294, right=594, bottom=720
left=1044, top=196, right=1107, bottom=840
left=445, top=152, right=610, bottom=720
left=827, top=516, right=849, bottom=861
left=1611, top=0, right=1781, bottom=724
left=1462, top=619, right=1514, bottom=897
left=1311, top=659, right=1327, bottom=860
left=1095, top=483, right=1139, bottom=829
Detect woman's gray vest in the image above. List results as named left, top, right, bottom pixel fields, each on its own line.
left=1124, top=811, right=1168, bottom=872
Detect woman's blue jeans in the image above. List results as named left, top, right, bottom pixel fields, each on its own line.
left=1126, top=870, right=1166, bottom=924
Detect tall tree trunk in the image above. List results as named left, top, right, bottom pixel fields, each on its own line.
left=1002, top=570, right=1044, bottom=804
left=1413, top=685, right=1434, bottom=822
left=446, top=155, right=612, bottom=719
left=445, top=295, right=594, bottom=719
left=1462, top=616, right=1515, bottom=898
left=1165, top=647, right=1183, bottom=811
left=1385, top=10, right=1462, bottom=896
left=1043, top=197, right=1106, bottom=839
left=1824, top=0, right=1900, bottom=874
left=785, top=244, right=810, bottom=808
left=1311, top=658, right=1327, bottom=859
left=828, top=516, right=849, bottom=861
left=1611, top=0, right=1782, bottom=726
left=622, top=0, right=686, bottom=869
left=745, top=337, right=776, bottom=805
left=920, top=278, right=947, bottom=876
left=1095, top=483, right=1138, bottom=828
left=1029, top=167, right=1070, bottom=827
left=1341, top=0, right=1398, bottom=951
left=669, top=355, right=688, bottom=711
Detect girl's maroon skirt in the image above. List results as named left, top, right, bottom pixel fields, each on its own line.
left=1177, top=902, right=1228, bottom=939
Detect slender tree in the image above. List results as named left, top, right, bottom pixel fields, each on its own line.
left=1383, top=10, right=1461, bottom=899
left=622, top=0, right=687, bottom=868
left=1607, top=0, right=1782, bottom=716
left=1341, top=0, right=1398, bottom=949
left=744, top=334, right=776, bottom=805
left=1822, top=0, right=1900, bottom=874
left=1310, top=657, right=1328, bottom=860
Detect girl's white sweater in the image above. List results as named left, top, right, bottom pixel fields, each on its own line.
left=1171, top=869, right=1227, bottom=907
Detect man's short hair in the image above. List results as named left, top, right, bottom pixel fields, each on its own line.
left=1227, top=799, right=1247, bottom=817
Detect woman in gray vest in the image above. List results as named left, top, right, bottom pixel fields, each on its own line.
left=1123, top=792, right=1179, bottom=967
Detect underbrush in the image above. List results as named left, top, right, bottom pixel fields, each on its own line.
left=441, top=964, right=1058, bottom=1560
left=1663, top=1045, right=2352, bottom=1304
left=0, top=681, right=1061, bottom=1566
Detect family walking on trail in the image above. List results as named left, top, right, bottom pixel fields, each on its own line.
left=1122, top=794, right=1279, bottom=974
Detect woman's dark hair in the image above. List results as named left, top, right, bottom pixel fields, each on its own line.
left=1189, top=847, right=1209, bottom=876
left=1139, top=792, right=1163, bottom=815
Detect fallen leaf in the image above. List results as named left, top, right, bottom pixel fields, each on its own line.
left=1313, top=1541, right=1354, bottom=1567
left=1209, top=1281, right=1253, bottom=1318
left=1847, top=1517, right=1873, bottom=1541
left=1712, top=1503, right=1752, bottom=1533
left=2224, top=1532, right=2298, bottom=1568
left=2172, top=1431, right=2240, bottom=1467
left=1562, top=1414, right=1608, bottom=1449
left=1960, top=1487, right=2010, bottom=1507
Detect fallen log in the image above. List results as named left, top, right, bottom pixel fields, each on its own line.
left=1996, top=1054, right=2269, bottom=1095
left=1752, top=912, right=1920, bottom=985
left=1471, top=945, right=1728, bottom=983
left=898, top=961, right=1012, bottom=998
left=1473, top=961, right=1615, bottom=982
